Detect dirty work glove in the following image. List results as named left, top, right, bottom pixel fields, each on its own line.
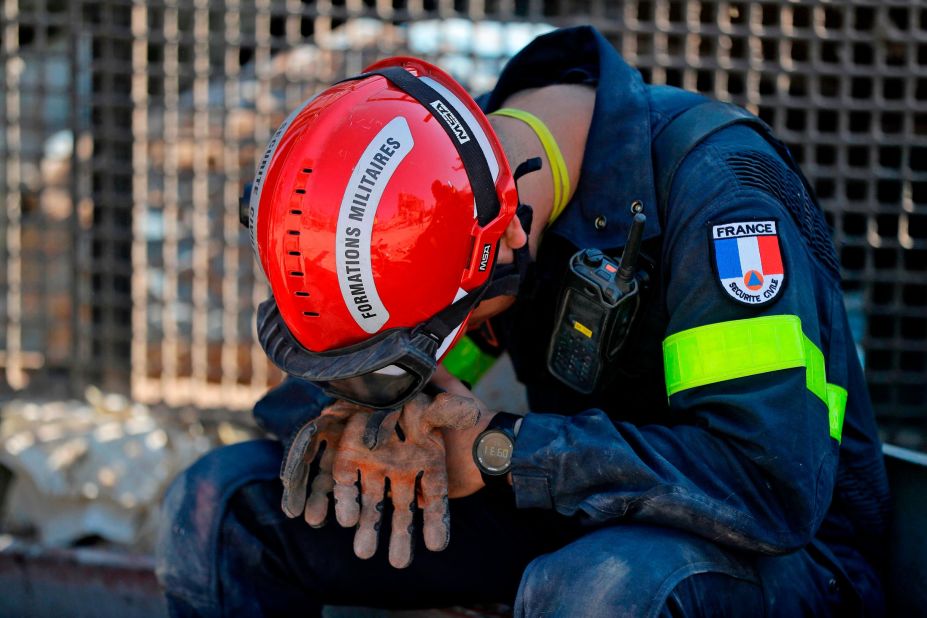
left=280, top=400, right=369, bottom=524
left=332, top=393, right=481, bottom=568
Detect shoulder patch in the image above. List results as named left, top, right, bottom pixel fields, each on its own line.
left=710, top=219, right=785, bottom=307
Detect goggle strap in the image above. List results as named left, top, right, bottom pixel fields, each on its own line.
left=421, top=279, right=490, bottom=341
left=342, top=67, right=502, bottom=227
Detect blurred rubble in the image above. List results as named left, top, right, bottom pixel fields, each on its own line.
left=0, top=387, right=260, bottom=552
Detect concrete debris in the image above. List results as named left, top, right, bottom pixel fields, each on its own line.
left=0, top=387, right=260, bottom=551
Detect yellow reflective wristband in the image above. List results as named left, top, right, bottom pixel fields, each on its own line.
left=490, top=107, right=571, bottom=225
left=662, top=315, right=846, bottom=442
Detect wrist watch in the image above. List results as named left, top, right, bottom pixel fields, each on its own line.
left=472, top=412, right=522, bottom=487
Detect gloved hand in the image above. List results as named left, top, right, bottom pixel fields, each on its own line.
left=280, top=399, right=369, bottom=524
left=331, top=392, right=482, bottom=568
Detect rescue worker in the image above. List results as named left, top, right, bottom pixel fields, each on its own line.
left=157, top=26, right=890, bottom=617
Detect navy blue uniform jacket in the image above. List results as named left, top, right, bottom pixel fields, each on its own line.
left=255, top=25, right=891, bottom=613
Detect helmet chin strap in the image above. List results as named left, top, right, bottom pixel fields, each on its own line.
left=482, top=202, right=533, bottom=300
left=482, top=157, right=541, bottom=301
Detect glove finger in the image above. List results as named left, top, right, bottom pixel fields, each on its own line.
left=362, top=409, right=400, bottom=450
left=331, top=413, right=369, bottom=527
left=280, top=420, right=320, bottom=518
left=419, top=468, right=451, bottom=552
left=388, top=475, right=417, bottom=569
left=332, top=458, right=361, bottom=527
left=304, top=440, right=336, bottom=527
left=422, top=393, right=481, bottom=431
left=333, top=480, right=360, bottom=528
left=353, top=473, right=386, bottom=560
left=395, top=395, right=432, bottom=442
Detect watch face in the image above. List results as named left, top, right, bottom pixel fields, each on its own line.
left=475, top=430, right=514, bottom=474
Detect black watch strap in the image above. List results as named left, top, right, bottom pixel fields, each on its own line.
left=473, top=412, right=521, bottom=489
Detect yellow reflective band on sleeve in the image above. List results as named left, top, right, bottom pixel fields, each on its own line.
left=663, top=316, right=807, bottom=396
left=662, top=315, right=847, bottom=442
left=490, top=107, right=571, bottom=225
left=441, top=335, right=497, bottom=386
left=803, top=334, right=827, bottom=401
left=825, top=384, right=847, bottom=442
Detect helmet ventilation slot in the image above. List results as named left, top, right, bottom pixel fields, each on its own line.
left=295, top=291, right=310, bottom=297
left=295, top=188, right=306, bottom=195
left=303, top=311, right=320, bottom=317
left=290, top=209, right=303, bottom=215
left=287, top=230, right=300, bottom=236
left=290, top=271, right=304, bottom=277
left=288, top=251, right=300, bottom=256
left=302, top=168, right=312, bottom=174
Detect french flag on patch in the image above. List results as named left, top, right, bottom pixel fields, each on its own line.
left=712, top=220, right=785, bottom=306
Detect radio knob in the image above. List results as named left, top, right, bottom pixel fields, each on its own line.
left=583, top=249, right=604, bottom=267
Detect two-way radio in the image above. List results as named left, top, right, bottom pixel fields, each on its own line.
left=547, top=214, right=647, bottom=393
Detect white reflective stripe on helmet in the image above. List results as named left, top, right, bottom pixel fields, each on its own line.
left=248, top=95, right=316, bottom=278
left=335, top=116, right=414, bottom=334
left=420, top=76, right=500, bottom=218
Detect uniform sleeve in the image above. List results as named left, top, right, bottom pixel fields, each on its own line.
left=509, top=142, right=841, bottom=554
left=253, top=377, right=333, bottom=442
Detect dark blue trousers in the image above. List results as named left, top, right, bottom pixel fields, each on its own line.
left=157, top=440, right=851, bottom=617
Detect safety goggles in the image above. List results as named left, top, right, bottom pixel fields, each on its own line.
left=257, top=283, right=485, bottom=409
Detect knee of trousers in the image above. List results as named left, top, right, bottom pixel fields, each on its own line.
left=155, top=439, right=283, bottom=611
left=516, top=524, right=758, bottom=618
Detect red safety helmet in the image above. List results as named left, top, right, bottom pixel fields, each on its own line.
left=246, top=57, right=519, bottom=408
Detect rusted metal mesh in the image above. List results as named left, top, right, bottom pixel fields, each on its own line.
left=1, top=2, right=925, bottom=441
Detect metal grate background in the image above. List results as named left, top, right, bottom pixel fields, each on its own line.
left=1, top=1, right=925, bottom=439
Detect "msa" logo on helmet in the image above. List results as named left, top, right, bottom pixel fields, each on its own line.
left=478, top=244, right=492, bottom=271
left=429, top=100, right=471, bottom=144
